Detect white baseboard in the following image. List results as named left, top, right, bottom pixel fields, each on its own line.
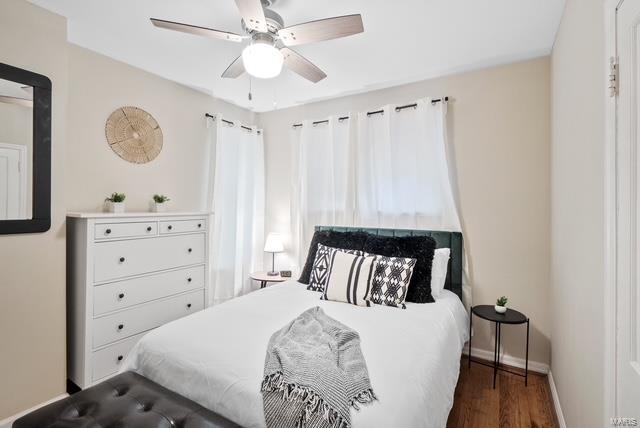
left=462, top=344, right=550, bottom=374
left=0, top=394, right=68, bottom=428
left=548, top=371, right=567, bottom=428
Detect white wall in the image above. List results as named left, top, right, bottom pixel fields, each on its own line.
left=0, top=0, right=68, bottom=418
left=66, top=44, right=255, bottom=213
left=550, top=0, right=605, bottom=426
left=258, top=57, right=552, bottom=367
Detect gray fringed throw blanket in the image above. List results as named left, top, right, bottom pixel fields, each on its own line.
left=261, top=307, right=376, bottom=428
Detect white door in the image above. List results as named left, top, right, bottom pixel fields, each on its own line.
left=616, top=0, right=640, bottom=420
left=0, top=143, right=26, bottom=220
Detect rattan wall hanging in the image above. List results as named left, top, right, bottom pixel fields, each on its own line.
left=105, top=106, right=163, bottom=164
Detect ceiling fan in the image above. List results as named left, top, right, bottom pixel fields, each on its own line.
left=150, top=0, right=364, bottom=83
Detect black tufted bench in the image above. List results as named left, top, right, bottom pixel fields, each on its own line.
left=13, top=371, right=239, bottom=427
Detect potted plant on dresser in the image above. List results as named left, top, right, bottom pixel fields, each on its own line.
left=152, top=194, right=170, bottom=212
left=495, top=296, right=508, bottom=314
left=105, top=192, right=126, bottom=213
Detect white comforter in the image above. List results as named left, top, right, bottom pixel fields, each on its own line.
left=121, top=281, right=469, bottom=428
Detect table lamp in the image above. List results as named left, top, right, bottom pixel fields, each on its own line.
left=264, top=233, right=284, bottom=276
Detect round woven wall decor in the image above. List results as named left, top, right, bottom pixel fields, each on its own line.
left=105, top=106, right=163, bottom=164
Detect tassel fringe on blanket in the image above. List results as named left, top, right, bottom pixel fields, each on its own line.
left=261, top=371, right=377, bottom=428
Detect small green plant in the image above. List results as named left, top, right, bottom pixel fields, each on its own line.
left=105, top=192, right=126, bottom=203
left=496, top=296, right=508, bottom=307
left=153, top=194, right=170, bottom=203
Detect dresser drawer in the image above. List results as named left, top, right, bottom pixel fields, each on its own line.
left=93, top=266, right=205, bottom=316
left=94, top=234, right=205, bottom=282
left=92, top=290, right=204, bottom=348
left=94, top=222, right=157, bottom=240
left=91, top=333, right=144, bottom=382
left=159, top=219, right=206, bottom=234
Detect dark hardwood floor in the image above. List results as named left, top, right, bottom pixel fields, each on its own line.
left=447, top=357, right=559, bottom=428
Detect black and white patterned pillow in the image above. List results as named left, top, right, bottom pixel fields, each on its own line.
left=367, top=256, right=417, bottom=309
left=320, top=251, right=376, bottom=307
left=307, top=244, right=365, bottom=292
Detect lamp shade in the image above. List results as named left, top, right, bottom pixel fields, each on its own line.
left=264, top=233, right=284, bottom=253
left=242, top=41, right=284, bottom=79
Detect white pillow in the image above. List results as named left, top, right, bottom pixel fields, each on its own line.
left=430, top=248, right=450, bottom=299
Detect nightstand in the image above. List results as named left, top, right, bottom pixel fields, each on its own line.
left=468, top=305, right=530, bottom=388
left=250, top=271, right=287, bottom=289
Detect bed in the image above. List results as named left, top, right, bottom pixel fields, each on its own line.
left=121, top=227, right=469, bottom=428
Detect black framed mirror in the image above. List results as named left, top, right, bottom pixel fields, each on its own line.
left=0, top=63, right=51, bottom=234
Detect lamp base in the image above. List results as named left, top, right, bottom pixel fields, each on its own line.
left=267, top=271, right=279, bottom=276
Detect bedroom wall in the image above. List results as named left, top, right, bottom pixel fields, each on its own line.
left=0, top=0, right=69, bottom=419
left=66, top=44, right=255, bottom=213
left=258, top=57, right=552, bottom=367
left=550, top=0, right=605, bottom=426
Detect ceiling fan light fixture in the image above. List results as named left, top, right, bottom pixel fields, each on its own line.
left=242, top=38, right=283, bottom=79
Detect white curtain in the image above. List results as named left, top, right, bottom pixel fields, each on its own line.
left=290, top=99, right=467, bottom=301
left=355, top=99, right=461, bottom=231
left=291, top=116, right=355, bottom=270
left=207, top=117, right=265, bottom=305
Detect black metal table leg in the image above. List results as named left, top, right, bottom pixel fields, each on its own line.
left=525, top=318, right=530, bottom=386
left=493, top=321, right=499, bottom=389
left=497, top=322, right=502, bottom=366
left=468, top=306, right=473, bottom=369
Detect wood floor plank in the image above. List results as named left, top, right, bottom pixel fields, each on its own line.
left=448, top=357, right=558, bottom=428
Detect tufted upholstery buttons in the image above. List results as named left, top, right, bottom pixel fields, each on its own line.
left=13, top=372, right=240, bottom=428
left=139, top=402, right=153, bottom=412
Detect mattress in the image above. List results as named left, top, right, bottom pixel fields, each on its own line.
left=121, top=281, right=469, bottom=428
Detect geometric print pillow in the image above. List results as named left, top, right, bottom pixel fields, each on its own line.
left=367, top=256, right=418, bottom=309
left=307, top=244, right=365, bottom=292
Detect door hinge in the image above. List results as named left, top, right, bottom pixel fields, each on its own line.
left=609, top=56, right=619, bottom=98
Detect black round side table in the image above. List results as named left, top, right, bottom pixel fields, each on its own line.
left=468, top=305, right=530, bottom=388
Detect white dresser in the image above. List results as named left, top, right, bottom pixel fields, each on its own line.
left=66, top=212, right=210, bottom=389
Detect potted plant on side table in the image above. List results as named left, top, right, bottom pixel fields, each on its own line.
left=105, top=192, right=126, bottom=213
left=495, top=296, right=508, bottom=314
left=152, top=194, right=170, bottom=212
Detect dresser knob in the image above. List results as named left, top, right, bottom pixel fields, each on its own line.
left=118, top=293, right=125, bottom=299
left=146, top=226, right=152, bottom=232
left=187, top=303, right=192, bottom=309
left=168, top=225, right=173, bottom=230
left=117, top=324, right=124, bottom=331
left=105, top=229, right=112, bottom=235
left=197, top=223, right=202, bottom=228
left=188, top=248, right=193, bottom=253
left=119, top=257, right=125, bottom=263
left=117, top=355, right=123, bottom=362
left=187, top=277, right=192, bottom=283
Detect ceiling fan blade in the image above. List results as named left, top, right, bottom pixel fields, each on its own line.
left=221, top=56, right=245, bottom=78
left=281, top=48, right=327, bottom=83
left=150, top=18, right=243, bottom=42
left=234, top=0, right=268, bottom=33
left=278, top=14, right=364, bottom=46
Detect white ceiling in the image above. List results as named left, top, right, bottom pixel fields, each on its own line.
left=28, top=0, right=565, bottom=112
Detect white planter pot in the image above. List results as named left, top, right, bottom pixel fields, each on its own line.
left=152, top=202, right=167, bottom=213
left=107, top=202, right=125, bottom=213
left=494, top=305, right=507, bottom=314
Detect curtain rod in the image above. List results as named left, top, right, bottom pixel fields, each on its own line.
left=205, top=113, right=261, bottom=134
left=291, top=97, right=449, bottom=128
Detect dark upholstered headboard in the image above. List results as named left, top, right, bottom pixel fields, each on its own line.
left=315, top=226, right=464, bottom=303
